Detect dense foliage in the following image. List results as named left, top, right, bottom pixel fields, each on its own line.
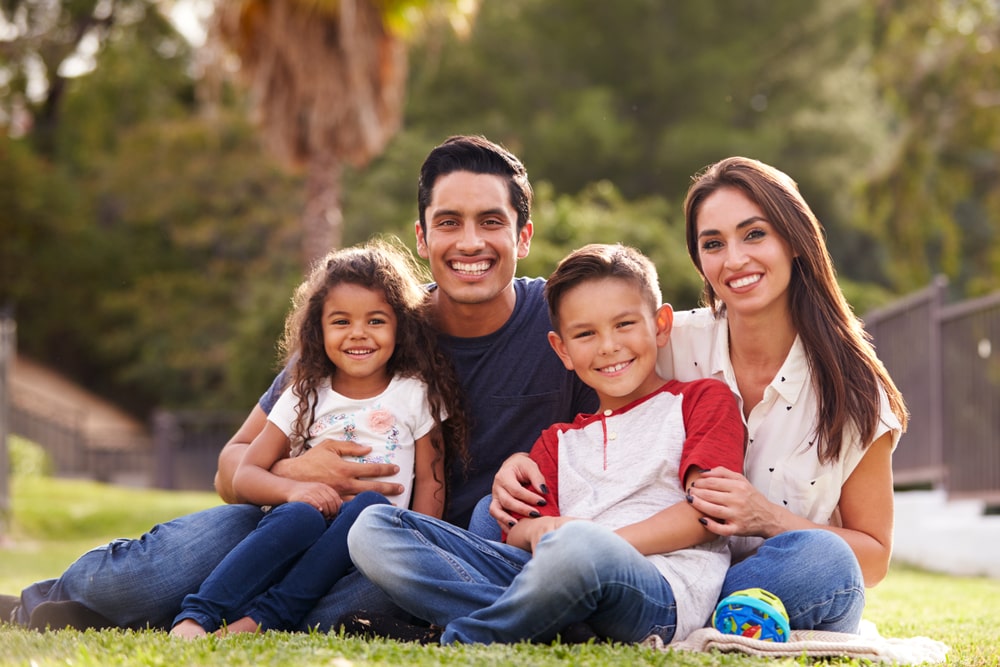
left=1, top=0, right=998, bottom=419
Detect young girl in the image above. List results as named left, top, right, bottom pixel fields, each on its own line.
left=170, top=239, right=468, bottom=639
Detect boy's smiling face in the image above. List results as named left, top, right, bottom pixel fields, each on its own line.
left=547, top=277, right=672, bottom=412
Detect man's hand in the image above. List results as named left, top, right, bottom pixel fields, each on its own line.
left=272, top=439, right=405, bottom=500
left=489, top=452, right=550, bottom=530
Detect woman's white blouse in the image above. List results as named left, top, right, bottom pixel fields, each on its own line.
left=657, top=307, right=902, bottom=561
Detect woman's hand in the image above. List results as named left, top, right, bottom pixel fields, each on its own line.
left=489, top=453, right=550, bottom=530
left=686, top=467, right=785, bottom=538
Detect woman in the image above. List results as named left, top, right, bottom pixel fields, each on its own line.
left=488, top=156, right=907, bottom=633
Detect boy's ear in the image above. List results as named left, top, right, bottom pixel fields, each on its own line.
left=655, top=304, right=674, bottom=346
left=547, top=330, right=574, bottom=371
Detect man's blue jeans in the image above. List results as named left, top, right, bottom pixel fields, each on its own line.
left=348, top=504, right=679, bottom=645
left=464, top=493, right=865, bottom=634
left=16, top=502, right=400, bottom=630
left=173, top=492, right=390, bottom=632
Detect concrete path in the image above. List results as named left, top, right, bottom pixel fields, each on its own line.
left=892, top=490, right=1000, bottom=579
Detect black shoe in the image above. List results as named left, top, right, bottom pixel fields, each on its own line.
left=0, top=594, right=21, bottom=625
left=337, top=611, right=442, bottom=645
left=27, top=601, right=116, bottom=632
left=558, top=621, right=600, bottom=644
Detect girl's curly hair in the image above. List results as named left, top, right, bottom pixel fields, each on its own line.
left=279, top=237, right=469, bottom=497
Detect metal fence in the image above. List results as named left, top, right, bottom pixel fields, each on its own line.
left=866, top=276, right=1000, bottom=503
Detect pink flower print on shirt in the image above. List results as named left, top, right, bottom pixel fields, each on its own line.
left=309, top=412, right=355, bottom=441
left=368, top=409, right=396, bottom=434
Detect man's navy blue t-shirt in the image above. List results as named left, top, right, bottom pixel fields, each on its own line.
left=258, top=277, right=597, bottom=528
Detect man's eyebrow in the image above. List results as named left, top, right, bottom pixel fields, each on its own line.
left=431, top=207, right=511, bottom=219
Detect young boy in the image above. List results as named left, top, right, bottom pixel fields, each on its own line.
left=345, top=243, right=746, bottom=645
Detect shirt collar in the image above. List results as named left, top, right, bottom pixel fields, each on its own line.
left=710, top=315, right=809, bottom=405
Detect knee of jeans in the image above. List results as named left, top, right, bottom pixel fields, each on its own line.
left=538, top=521, right=625, bottom=569
left=347, top=504, right=394, bottom=560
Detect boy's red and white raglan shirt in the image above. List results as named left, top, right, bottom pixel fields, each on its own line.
left=527, top=378, right=746, bottom=641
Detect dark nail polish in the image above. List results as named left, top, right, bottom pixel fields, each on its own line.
left=699, top=468, right=712, bottom=473
left=536, top=499, right=547, bottom=507
left=540, top=484, right=550, bottom=495
left=507, top=521, right=515, bottom=528
left=686, top=494, right=694, bottom=504
left=529, top=511, right=541, bottom=518
left=698, top=517, right=708, bottom=526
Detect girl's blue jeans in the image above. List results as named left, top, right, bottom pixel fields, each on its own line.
left=172, top=491, right=389, bottom=632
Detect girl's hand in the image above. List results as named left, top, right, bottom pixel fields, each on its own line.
left=686, top=467, right=784, bottom=538
left=287, top=482, right=343, bottom=519
left=489, top=453, right=550, bottom=530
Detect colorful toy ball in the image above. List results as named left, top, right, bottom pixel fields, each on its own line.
left=712, top=587, right=791, bottom=643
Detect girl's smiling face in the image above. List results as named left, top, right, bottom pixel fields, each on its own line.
left=322, top=283, right=397, bottom=397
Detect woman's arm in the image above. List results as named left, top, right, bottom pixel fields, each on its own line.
left=689, top=432, right=895, bottom=587
left=408, top=428, right=445, bottom=519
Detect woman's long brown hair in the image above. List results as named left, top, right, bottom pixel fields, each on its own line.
left=684, top=157, right=908, bottom=463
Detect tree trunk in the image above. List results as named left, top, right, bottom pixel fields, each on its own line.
left=301, top=151, right=344, bottom=269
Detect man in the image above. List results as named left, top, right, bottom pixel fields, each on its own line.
left=1, top=135, right=596, bottom=632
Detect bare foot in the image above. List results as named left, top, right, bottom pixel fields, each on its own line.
left=216, top=616, right=262, bottom=636
left=170, top=619, right=208, bottom=640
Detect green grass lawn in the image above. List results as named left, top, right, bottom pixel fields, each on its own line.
left=1, top=475, right=998, bottom=666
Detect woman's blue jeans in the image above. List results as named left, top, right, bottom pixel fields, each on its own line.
left=465, top=493, right=865, bottom=634
left=348, top=504, right=679, bottom=645
left=172, top=491, right=390, bottom=632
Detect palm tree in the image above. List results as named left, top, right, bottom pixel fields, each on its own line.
left=213, top=0, right=471, bottom=267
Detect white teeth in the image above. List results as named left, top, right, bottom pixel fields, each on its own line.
left=729, top=274, right=761, bottom=289
left=346, top=349, right=374, bottom=356
left=451, top=260, right=491, bottom=275
left=600, top=361, right=629, bottom=373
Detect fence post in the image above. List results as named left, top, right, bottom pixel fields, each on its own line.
left=152, top=409, right=180, bottom=489
left=0, top=312, right=16, bottom=541
left=928, top=275, right=947, bottom=490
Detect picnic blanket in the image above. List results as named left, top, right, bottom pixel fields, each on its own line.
left=645, top=621, right=950, bottom=664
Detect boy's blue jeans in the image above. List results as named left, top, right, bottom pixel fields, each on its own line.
left=16, top=499, right=400, bottom=630
left=348, top=504, right=680, bottom=645
left=172, top=491, right=390, bottom=632
left=464, top=494, right=865, bottom=634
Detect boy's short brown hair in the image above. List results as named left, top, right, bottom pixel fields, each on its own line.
left=544, top=243, right=661, bottom=333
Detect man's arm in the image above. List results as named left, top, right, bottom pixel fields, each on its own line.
left=214, top=402, right=406, bottom=505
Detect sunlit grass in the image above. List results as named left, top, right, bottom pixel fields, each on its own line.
left=2, top=475, right=998, bottom=665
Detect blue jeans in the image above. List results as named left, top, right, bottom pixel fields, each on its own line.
left=722, top=530, right=865, bottom=633
left=173, top=492, right=390, bottom=632
left=16, top=502, right=400, bottom=630
left=348, top=505, right=678, bottom=645
left=466, top=494, right=865, bottom=633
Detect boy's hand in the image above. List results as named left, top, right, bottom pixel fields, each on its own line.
left=507, top=515, right=577, bottom=552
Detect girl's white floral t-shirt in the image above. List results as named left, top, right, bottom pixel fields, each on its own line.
left=267, top=375, right=439, bottom=509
